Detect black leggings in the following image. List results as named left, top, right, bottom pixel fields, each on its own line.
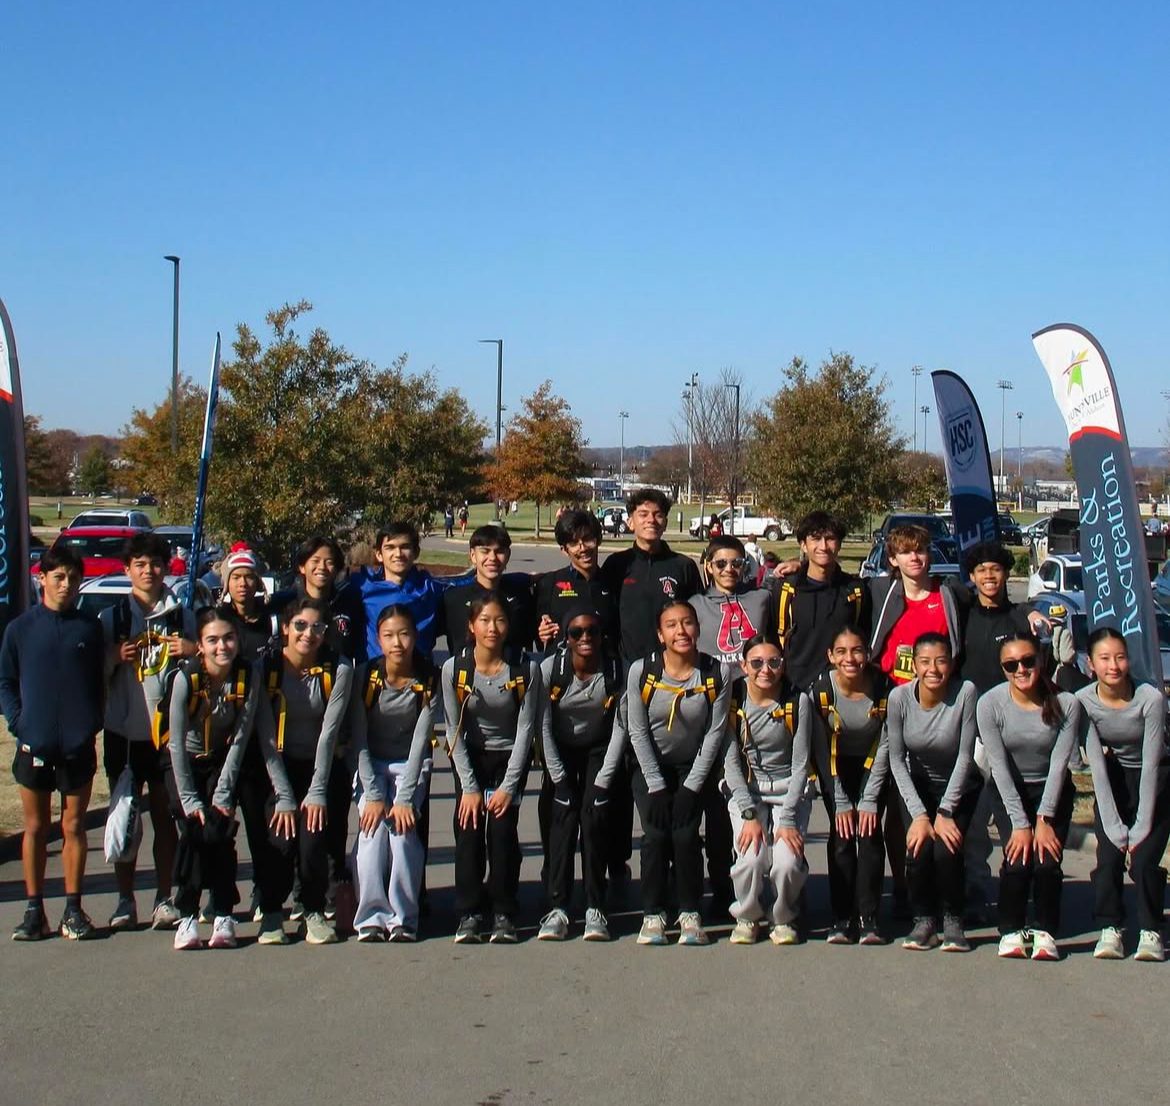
left=823, top=754, right=887, bottom=920
left=452, top=748, right=523, bottom=918
left=897, top=781, right=981, bottom=920
left=545, top=745, right=609, bottom=912
left=163, top=754, right=239, bottom=917
left=997, top=776, right=1073, bottom=935
left=632, top=765, right=704, bottom=915
left=258, top=757, right=330, bottom=915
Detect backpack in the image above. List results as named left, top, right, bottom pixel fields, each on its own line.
left=776, top=578, right=864, bottom=650
left=151, top=657, right=251, bottom=752
left=728, top=675, right=800, bottom=784
left=448, top=646, right=528, bottom=753
left=811, top=666, right=890, bottom=782
left=639, top=650, right=722, bottom=730
left=541, top=645, right=622, bottom=765
left=263, top=653, right=336, bottom=753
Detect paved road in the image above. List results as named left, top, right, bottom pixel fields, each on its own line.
left=1, top=758, right=1166, bottom=1106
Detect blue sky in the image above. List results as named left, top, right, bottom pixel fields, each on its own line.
left=3, top=2, right=1168, bottom=454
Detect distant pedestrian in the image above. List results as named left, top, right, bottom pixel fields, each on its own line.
left=444, top=504, right=455, bottom=539
left=458, top=503, right=470, bottom=536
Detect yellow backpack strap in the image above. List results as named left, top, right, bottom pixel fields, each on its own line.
left=265, top=662, right=287, bottom=752
left=320, top=662, right=333, bottom=700
left=818, top=689, right=831, bottom=719
left=777, top=581, right=794, bottom=647
left=640, top=672, right=658, bottom=706
left=704, top=675, right=717, bottom=705
left=784, top=700, right=795, bottom=734
left=505, top=671, right=527, bottom=706
left=363, top=664, right=383, bottom=709
left=849, top=583, right=863, bottom=622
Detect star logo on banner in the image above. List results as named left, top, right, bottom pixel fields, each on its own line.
left=1063, top=348, right=1089, bottom=395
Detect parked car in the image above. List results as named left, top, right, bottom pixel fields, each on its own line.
left=598, top=506, right=629, bottom=535
left=859, top=538, right=961, bottom=580
left=688, top=506, right=792, bottom=541
left=75, top=573, right=214, bottom=617
left=1156, top=557, right=1170, bottom=607
left=997, top=512, right=1024, bottom=545
left=872, top=512, right=953, bottom=543
left=45, top=525, right=151, bottom=578
left=1021, top=516, right=1051, bottom=545
left=134, top=493, right=158, bottom=506
left=1028, top=554, right=1083, bottom=600
left=67, top=508, right=153, bottom=530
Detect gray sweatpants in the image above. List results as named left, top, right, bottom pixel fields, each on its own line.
left=727, top=789, right=811, bottom=926
left=352, top=759, right=430, bottom=934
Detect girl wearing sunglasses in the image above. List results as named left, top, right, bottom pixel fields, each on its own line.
left=348, top=605, right=435, bottom=943
left=723, top=637, right=812, bottom=946
left=885, top=632, right=979, bottom=952
left=976, top=632, right=1079, bottom=960
left=254, top=596, right=354, bottom=945
left=1077, top=627, right=1170, bottom=961
left=810, top=625, right=892, bottom=946
left=536, top=604, right=623, bottom=942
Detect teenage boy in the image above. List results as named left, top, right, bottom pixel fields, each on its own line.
left=692, top=535, right=776, bottom=667
left=775, top=511, right=869, bottom=689
left=100, top=532, right=197, bottom=930
left=1, top=546, right=105, bottom=940
left=533, top=509, right=619, bottom=654
left=442, top=524, right=535, bottom=662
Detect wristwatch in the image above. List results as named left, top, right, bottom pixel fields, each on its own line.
left=741, top=808, right=758, bottom=821
left=937, top=806, right=955, bottom=819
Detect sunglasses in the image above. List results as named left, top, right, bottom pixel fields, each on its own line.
left=747, top=656, right=784, bottom=672
left=291, top=619, right=328, bottom=636
left=712, top=557, right=745, bottom=571
left=567, top=625, right=599, bottom=640
left=1001, top=655, right=1038, bottom=674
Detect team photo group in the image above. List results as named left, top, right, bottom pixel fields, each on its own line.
left=3, top=486, right=1166, bottom=963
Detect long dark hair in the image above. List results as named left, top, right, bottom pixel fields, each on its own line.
left=1000, top=631, right=1063, bottom=727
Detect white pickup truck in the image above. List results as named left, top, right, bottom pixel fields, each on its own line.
left=688, top=506, right=792, bottom=541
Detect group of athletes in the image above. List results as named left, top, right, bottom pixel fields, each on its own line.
left=3, top=487, right=1167, bottom=961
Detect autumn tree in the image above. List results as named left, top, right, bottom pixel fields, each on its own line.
left=25, top=415, right=72, bottom=495
left=492, top=381, right=586, bottom=537
left=745, top=352, right=906, bottom=532
left=76, top=444, right=113, bottom=497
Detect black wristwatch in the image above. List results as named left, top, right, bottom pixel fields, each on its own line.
left=741, top=808, right=758, bottom=821
left=937, top=806, right=955, bottom=819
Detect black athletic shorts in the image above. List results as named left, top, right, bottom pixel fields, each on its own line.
left=13, top=742, right=97, bottom=794
left=103, top=730, right=166, bottom=787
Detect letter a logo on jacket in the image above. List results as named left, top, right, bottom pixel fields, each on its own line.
left=717, top=599, right=757, bottom=655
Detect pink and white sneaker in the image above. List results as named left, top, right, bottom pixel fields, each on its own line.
left=208, top=916, right=238, bottom=949
left=173, top=916, right=203, bottom=950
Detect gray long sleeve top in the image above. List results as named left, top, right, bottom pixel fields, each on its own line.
left=886, top=679, right=978, bottom=820
left=167, top=664, right=258, bottom=817
left=593, top=694, right=631, bottom=792
left=1076, top=682, right=1168, bottom=850
left=538, top=656, right=615, bottom=784
left=975, top=683, right=1079, bottom=830
left=810, top=673, right=890, bottom=815
left=256, top=657, right=354, bottom=812
left=625, top=658, right=731, bottom=794
left=723, top=691, right=812, bottom=826
left=348, top=662, right=434, bottom=809
left=441, top=657, right=540, bottom=799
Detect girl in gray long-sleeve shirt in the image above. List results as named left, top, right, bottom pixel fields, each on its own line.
left=1076, top=627, right=1170, bottom=962
left=626, top=601, right=731, bottom=947
left=164, top=610, right=259, bottom=950
left=885, top=632, right=979, bottom=952
left=976, top=633, right=1079, bottom=960
left=441, top=593, right=540, bottom=944
left=723, top=636, right=813, bottom=945
left=253, top=597, right=353, bottom=945
left=348, top=605, right=435, bottom=942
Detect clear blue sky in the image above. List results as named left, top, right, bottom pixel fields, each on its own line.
left=3, top=2, right=1168, bottom=454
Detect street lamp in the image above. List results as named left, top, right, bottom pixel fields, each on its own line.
left=1016, top=411, right=1024, bottom=509
left=479, top=339, right=504, bottom=520
left=911, top=365, right=924, bottom=451
left=684, top=371, right=698, bottom=503
left=996, top=379, right=1014, bottom=498
left=618, top=411, right=629, bottom=493
left=164, top=255, right=180, bottom=454
left=725, top=382, right=741, bottom=536
left=920, top=405, right=931, bottom=453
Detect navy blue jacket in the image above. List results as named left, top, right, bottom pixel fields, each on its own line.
left=0, top=603, right=105, bottom=759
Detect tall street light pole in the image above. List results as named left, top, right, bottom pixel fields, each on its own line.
left=920, top=405, right=931, bottom=453
left=911, top=365, right=923, bottom=451
left=685, top=371, right=698, bottom=503
left=725, top=382, right=741, bottom=536
left=618, top=411, right=629, bottom=493
left=479, top=339, right=504, bottom=521
left=1016, top=411, right=1024, bottom=509
left=164, top=255, right=180, bottom=454
left=996, top=379, right=1014, bottom=499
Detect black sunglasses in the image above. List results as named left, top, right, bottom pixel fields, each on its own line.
left=1001, top=655, right=1039, bottom=674
left=567, top=625, right=600, bottom=640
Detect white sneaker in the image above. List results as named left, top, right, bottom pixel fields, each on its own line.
left=109, top=894, right=137, bottom=931
left=769, top=923, right=799, bottom=946
left=208, top=916, right=238, bottom=949
left=1093, top=926, right=1126, bottom=960
left=637, top=913, right=668, bottom=946
left=677, top=911, right=710, bottom=946
left=730, top=918, right=758, bottom=945
left=582, top=908, right=610, bottom=942
left=1135, top=930, right=1165, bottom=962
left=173, top=916, right=202, bottom=950
left=304, top=912, right=338, bottom=945
left=1030, top=930, right=1060, bottom=961
left=998, top=930, right=1030, bottom=959
left=538, top=908, right=570, bottom=941
left=151, top=898, right=182, bottom=930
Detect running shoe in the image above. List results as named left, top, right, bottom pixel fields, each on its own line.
left=454, top=914, right=483, bottom=945
left=198, top=903, right=214, bottom=924
left=825, top=919, right=854, bottom=945
left=998, top=930, right=1030, bottom=958
left=769, top=923, right=799, bottom=946
left=357, top=926, right=388, bottom=943
left=389, top=926, right=416, bottom=943
left=1093, top=927, right=1125, bottom=960
left=538, top=909, right=570, bottom=941
left=173, top=916, right=203, bottom=950
left=902, top=917, right=940, bottom=951
left=583, top=908, right=610, bottom=942
left=109, top=894, right=137, bottom=931
left=637, top=913, right=669, bottom=946
left=1135, top=930, right=1165, bottom=962
left=12, top=906, right=50, bottom=942
left=257, top=913, right=288, bottom=945
left=151, top=898, right=181, bottom=930
left=304, top=912, right=338, bottom=945
left=250, top=889, right=262, bottom=924
left=59, top=908, right=97, bottom=941
left=730, top=918, right=758, bottom=945
left=1030, top=930, right=1060, bottom=961
left=677, top=912, right=710, bottom=946
left=489, top=914, right=518, bottom=944
left=940, top=914, right=971, bottom=953
left=208, top=916, right=238, bottom=949
left=288, top=901, right=305, bottom=923
left=857, top=916, right=885, bottom=946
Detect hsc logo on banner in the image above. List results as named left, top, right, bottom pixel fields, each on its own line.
left=945, top=407, right=977, bottom=474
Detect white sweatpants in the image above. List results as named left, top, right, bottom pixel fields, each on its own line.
left=728, top=791, right=811, bottom=926
left=352, top=759, right=430, bottom=933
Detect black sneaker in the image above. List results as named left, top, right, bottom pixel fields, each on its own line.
left=454, top=914, right=483, bottom=945
left=826, top=919, right=854, bottom=945
left=902, top=916, right=939, bottom=951
left=12, top=906, right=50, bottom=942
left=59, top=908, right=97, bottom=941
left=940, top=914, right=971, bottom=953
left=489, top=914, right=518, bottom=944
left=858, top=916, right=886, bottom=945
